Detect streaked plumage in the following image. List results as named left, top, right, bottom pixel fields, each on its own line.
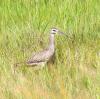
left=26, top=47, right=54, bottom=66
left=15, top=28, right=64, bottom=69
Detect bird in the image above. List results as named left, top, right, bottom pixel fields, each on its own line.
left=15, top=28, right=64, bottom=70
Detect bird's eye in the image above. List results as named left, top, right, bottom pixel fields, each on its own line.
left=53, top=29, right=56, bottom=31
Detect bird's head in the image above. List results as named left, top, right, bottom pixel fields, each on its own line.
left=50, top=28, right=64, bottom=35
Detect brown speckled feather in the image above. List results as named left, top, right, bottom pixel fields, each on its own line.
left=26, top=48, right=54, bottom=65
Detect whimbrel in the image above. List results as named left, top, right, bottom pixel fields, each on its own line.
left=15, top=28, right=64, bottom=69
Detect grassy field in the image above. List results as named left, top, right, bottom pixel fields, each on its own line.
left=0, top=0, right=100, bottom=99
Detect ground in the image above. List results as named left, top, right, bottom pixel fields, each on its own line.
left=0, top=0, right=100, bottom=99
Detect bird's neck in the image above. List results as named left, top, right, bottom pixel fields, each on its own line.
left=48, top=34, right=55, bottom=50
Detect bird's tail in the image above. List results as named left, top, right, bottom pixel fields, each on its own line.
left=13, top=61, right=26, bottom=73
left=14, top=61, right=25, bottom=68
left=13, top=62, right=25, bottom=74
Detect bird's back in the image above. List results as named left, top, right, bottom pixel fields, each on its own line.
left=26, top=48, right=54, bottom=65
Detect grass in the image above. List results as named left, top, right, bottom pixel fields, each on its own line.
left=0, top=0, right=100, bottom=99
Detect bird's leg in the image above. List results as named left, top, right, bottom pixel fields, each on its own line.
left=47, top=54, right=55, bottom=71
left=48, top=53, right=55, bottom=64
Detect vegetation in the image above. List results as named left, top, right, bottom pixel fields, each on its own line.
left=0, top=0, right=100, bottom=99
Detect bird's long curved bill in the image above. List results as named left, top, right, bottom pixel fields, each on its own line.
left=58, top=31, right=64, bottom=35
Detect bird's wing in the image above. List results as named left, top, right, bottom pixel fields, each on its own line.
left=27, top=49, right=53, bottom=64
